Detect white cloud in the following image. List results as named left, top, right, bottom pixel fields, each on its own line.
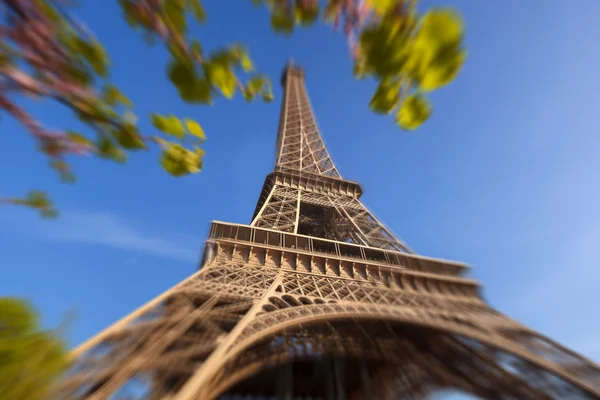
left=0, top=209, right=200, bottom=263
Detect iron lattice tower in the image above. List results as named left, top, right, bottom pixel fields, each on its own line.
left=60, top=64, right=600, bottom=400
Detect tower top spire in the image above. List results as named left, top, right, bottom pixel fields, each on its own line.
left=274, top=64, right=340, bottom=178
left=281, top=60, right=305, bottom=87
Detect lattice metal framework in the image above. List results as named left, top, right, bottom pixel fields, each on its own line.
left=59, top=63, right=600, bottom=400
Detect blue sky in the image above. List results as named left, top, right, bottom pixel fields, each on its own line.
left=1, top=0, right=600, bottom=390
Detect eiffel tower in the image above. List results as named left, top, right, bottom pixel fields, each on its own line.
left=59, top=63, right=600, bottom=400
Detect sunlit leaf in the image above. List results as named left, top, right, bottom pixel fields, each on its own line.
left=184, top=119, right=206, bottom=140
left=417, top=9, right=464, bottom=50
left=240, top=52, right=254, bottom=72
left=365, top=0, right=397, bottom=16
left=205, top=60, right=237, bottom=99
left=160, top=143, right=205, bottom=177
left=418, top=48, right=465, bottom=91
left=396, top=94, right=431, bottom=130
left=409, top=8, right=466, bottom=91
left=151, top=113, right=186, bottom=139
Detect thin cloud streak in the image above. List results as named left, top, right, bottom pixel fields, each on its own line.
left=0, top=209, right=200, bottom=263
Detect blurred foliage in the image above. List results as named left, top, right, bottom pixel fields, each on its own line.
left=0, top=0, right=464, bottom=216
left=0, top=297, right=69, bottom=400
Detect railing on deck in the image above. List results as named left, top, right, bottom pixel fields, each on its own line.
left=208, top=221, right=468, bottom=277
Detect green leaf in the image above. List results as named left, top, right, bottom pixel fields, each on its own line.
left=262, top=90, right=274, bottom=103
left=64, top=63, right=93, bottom=86
left=369, top=79, right=401, bottom=114
left=75, top=38, right=109, bottom=77
left=205, top=61, right=237, bottom=99
left=366, top=0, right=397, bottom=16
left=0, top=297, right=68, bottom=398
left=0, top=297, right=38, bottom=333
left=113, top=124, right=146, bottom=150
left=271, top=12, right=294, bottom=35
left=418, top=47, right=465, bottom=91
left=66, top=131, right=92, bottom=147
left=184, top=119, right=206, bottom=140
left=97, top=136, right=127, bottom=163
left=24, top=191, right=50, bottom=208
left=151, top=114, right=186, bottom=139
left=168, top=59, right=213, bottom=104
left=242, top=88, right=255, bottom=102
left=243, top=75, right=272, bottom=102
left=408, top=9, right=465, bottom=91
left=417, top=9, right=464, bottom=51
left=294, top=3, right=319, bottom=26
left=163, top=0, right=187, bottom=35
left=247, top=75, right=267, bottom=92
left=168, top=59, right=194, bottom=87
left=35, top=0, right=61, bottom=22
left=356, top=18, right=411, bottom=79
left=10, top=191, right=59, bottom=218
left=187, top=0, right=206, bottom=22
left=119, top=0, right=141, bottom=27
left=102, top=84, right=132, bottom=107
left=396, top=94, right=431, bottom=130
left=190, top=40, right=203, bottom=59
left=160, top=143, right=205, bottom=177
left=240, top=52, right=254, bottom=73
